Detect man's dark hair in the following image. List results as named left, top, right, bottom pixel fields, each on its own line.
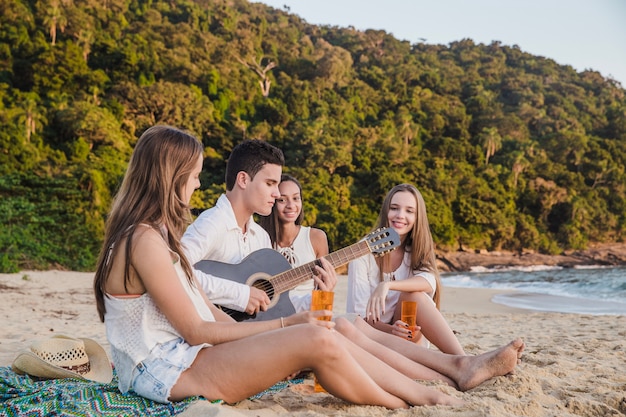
left=225, top=140, right=285, bottom=191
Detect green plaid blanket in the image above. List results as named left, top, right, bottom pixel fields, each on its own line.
left=0, top=366, right=303, bottom=416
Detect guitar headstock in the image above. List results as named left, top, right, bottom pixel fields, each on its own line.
left=365, top=227, right=400, bottom=256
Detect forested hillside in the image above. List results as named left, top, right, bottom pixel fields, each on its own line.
left=1, top=0, right=625, bottom=272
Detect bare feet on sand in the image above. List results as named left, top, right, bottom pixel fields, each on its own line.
left=456, top=338, right=525, bottom=392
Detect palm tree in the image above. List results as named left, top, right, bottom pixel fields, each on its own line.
left=395, top=106, right=418, bottom=148
left=12, top=92, right=46, bottom=143
left=511, top=151, right=528, bottom=188
left=75, top=29, right=94, bottom=62
left=478, top=127, right=502, bottom=165
left=41, top=0, right=67, bottom=45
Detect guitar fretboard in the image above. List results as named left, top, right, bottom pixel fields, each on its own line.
left=269, top=240, right=372, bottom=293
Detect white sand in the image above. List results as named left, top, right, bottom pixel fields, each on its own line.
left=1, top=270, right=625, bottom=417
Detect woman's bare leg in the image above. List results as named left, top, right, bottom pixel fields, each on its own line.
left=453, top=340, right=525, bottom=391
left=395, top=292, right=465, bottom=355
left=346, top=316, right=525, bottom=391
left=329, top=329, right=464, bottom=406
left=171, top=324, right=408, bottom=408
left=334, top=317, right=457, bottom=387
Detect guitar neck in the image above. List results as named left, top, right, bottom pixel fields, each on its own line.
left=270, top=240, right=371, bottom=294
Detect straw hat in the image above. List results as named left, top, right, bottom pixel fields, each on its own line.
left=12, top=335, right=113, bottom=383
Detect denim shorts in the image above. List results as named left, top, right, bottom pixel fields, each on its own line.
left=130, top=337, right=206, bottom=403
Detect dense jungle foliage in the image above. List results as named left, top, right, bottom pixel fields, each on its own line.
left=1, top=0, right=626, bottom=272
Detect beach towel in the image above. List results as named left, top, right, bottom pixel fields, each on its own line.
left=0, top=366, right=196, bottom=416
left=0, top=366, right=304, bottom=416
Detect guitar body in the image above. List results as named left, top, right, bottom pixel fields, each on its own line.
left=194, top=227, right=400, bottom=322
left=195, top=249, right=297, bottom=321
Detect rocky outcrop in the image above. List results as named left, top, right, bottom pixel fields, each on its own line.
left=436, top=243, right=626, bottom=272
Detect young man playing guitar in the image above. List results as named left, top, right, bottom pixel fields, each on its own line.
left=182, top=139, right=337, bottom=317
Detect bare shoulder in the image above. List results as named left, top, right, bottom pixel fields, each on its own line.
left=106, top=225, right=166, bottom=295
left=309, top=227, right=329, bottom=257
left=310, top=227, right=327, bottom=240
left=131, top=225, right=170, bottom=255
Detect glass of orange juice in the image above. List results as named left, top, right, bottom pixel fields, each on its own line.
left=401, top=301, right=418, bottom=342
left=311, top=290, right=334, bottom=391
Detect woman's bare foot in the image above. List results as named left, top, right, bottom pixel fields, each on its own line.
left=456, top=338, right=525, bottom=392
left=438, top=393, right=465, bottom=407
left=417, top=389, right=466, bottom=407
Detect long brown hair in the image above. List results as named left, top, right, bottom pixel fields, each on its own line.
left=94, top=125, right=204, bottom=322
left=258, top=174, right=304, bottom=248
left=374, top=184, right=441, bottom=308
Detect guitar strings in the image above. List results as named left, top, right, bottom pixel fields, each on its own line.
left=252, top=229, right=399, bottom=298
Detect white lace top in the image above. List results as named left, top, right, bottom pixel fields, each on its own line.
left=276, top=226, right=316, bottom=312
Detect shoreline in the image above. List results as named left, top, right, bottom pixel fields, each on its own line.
left=436, top=242, right=626, bottom=272
left=440, top=263, right=626, bottom=316
left=0, top=269, right=616, bottom=367
left=0, top=271, right=527, bottom=367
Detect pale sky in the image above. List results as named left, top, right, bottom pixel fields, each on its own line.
left=254, top=0, right=626, bottom=87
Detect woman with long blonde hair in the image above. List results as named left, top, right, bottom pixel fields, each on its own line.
left=347, top=183, right=465, bottom=355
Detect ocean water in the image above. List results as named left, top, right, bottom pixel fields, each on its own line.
left=441, top=265, right=626, bottom=315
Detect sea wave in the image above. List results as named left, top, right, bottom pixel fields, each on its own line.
left=442, top=265, right=626, bottom=315
left=491, top=292, right=626, bottom=315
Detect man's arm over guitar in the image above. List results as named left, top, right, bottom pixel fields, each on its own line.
left=193, top=268, right=250, bottom=311
left=182, top=211, right=250, bottom=312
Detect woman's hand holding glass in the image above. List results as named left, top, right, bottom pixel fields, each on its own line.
left=392, top=320, right=423, bottom=342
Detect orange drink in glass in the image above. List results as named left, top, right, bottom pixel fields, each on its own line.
left=311, top=290, right=334, bottom=391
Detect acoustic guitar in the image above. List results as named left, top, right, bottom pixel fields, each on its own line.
left=194, top=227, right=400, bottom=321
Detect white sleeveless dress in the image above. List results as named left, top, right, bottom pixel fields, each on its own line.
left=276, top=226, right=316, bottom=312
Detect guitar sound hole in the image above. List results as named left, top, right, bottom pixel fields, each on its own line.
left=252, top=280, right=275, bottom=300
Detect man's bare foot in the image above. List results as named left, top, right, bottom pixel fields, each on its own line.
left=456, top=338, right=525, bottom=392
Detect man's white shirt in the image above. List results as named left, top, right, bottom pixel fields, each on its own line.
left=182, top=194, right=271, bottom=311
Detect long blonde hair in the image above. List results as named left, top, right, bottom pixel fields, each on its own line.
left=94, top=125, right=204, bottom=322
left=374, top=184, right=441, bottom=308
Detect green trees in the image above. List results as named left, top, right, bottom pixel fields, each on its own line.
left=1, top=0, right=625, bottom=272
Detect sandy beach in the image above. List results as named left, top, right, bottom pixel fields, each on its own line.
left=1, top=270, right=625, bottom=417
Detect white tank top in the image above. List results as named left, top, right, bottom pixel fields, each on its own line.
left=104, top=232, right=215, bottom=392
left=276, top=226, right=316, bottom=312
